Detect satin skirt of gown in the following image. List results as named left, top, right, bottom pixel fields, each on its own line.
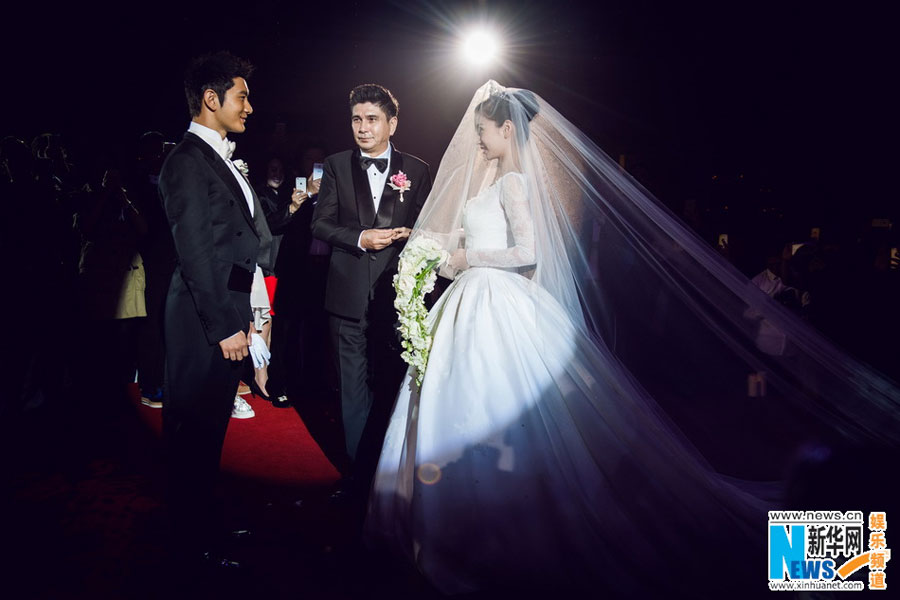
left=365, top=263, right=769, bottom=595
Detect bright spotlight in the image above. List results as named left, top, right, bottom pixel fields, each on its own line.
left=461, top=29, right=500, bottom=67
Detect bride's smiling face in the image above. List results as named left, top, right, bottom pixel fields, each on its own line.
left=475, top=114, right=511, bottom=161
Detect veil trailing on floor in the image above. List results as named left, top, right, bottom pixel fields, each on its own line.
left=370, top=81, right=899, bottom=594
left=412, top=80, right=899, bottom=465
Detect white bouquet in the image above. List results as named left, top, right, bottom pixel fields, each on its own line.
left=393, top=236, right=448, bottom=388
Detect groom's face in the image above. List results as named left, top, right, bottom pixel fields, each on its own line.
left=214, top=77, right=253, bottom=134
left=351, top=102, right=397, bottom=156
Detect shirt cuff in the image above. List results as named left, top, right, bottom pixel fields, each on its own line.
left=221, top=330, right=243, bottom=343
left=357, top=231, right=367, bottom=252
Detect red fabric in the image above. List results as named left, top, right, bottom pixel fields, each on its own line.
left=264, top=276, right=278, bottom=316
left=133, top=386, right=339, bottom=486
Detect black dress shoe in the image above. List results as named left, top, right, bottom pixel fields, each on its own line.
left=329, top=487, right=352, bottom=503
left=229, top=528, right=253, bottom=541
left=201, top=551, right=242, bottom=570
left=329, top=476, right=361, bottom=505
left=271, top=394, right=291, bottom=408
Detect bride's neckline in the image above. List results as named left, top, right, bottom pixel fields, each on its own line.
left=467, top=171, right=524, bottom=207
left=490, top=170, right=523, bottom=187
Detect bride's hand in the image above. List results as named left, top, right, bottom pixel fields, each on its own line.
left=448, top=248, right=469, bottom=272
left=392, top=227, right=411, bottom=240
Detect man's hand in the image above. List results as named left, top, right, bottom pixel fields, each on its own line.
left=360, top=228, right=398, bottom=251
left=307, top=175, right=321, bottom=196
left=219, top=330, right=249, bottom=361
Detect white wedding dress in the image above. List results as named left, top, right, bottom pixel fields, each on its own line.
left=366, top=171, right=766, bottom=595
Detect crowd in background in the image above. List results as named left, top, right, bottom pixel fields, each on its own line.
left=1, top=129, right=333, bottom=425
left=1, top=127, right=897, bottom=426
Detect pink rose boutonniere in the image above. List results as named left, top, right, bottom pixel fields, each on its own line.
left=388, top=171, right=412, bottom=202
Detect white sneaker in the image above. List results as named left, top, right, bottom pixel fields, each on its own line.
left=232, top=395, right=255, bottom=419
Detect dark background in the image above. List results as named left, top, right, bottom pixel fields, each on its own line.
left=2, top=5, right=897, bottom=593
left=4, top=0, right=896, bottom=273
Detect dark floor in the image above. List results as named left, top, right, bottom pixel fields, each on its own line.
left=3, top=372, right=895, bottom=600
left=1, top=387, right=446, bottom=600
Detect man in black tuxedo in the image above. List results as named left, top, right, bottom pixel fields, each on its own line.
left=312, top=84, right=431, bottom=483
left=159, top=51, right=271, bottom=562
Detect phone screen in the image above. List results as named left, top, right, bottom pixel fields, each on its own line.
left=312, top=163, right=324, bottom=181
left=295, top=176, right=307, bottom=193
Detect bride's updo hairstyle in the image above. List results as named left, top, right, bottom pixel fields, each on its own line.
left=475, top=89, right=539, bottom=146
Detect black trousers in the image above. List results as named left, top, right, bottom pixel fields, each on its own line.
left=330, top=312, right=373, bottom=461
left=329, top=277, right=408, bottom=480
left=163, top=356, right=243, bottom=554
left=163, top=298, right=245, bottom=554
left=265, top=299, right=298, bottom=399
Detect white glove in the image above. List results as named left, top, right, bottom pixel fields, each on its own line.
left=248, top=332, right=271, bottom=369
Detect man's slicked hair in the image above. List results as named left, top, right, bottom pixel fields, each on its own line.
left=349, top=84, right=399, bottom=119
left=184, top=51, right=254, bottom=118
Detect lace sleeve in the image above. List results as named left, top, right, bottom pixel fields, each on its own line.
left=466, top=173, right=536, bottom=268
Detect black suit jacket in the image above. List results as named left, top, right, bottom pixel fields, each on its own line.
left=311, top=145, right=431, bottom=320
left=159, top=132, right=272, bottom=345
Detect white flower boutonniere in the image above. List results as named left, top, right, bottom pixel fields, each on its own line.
left=388, top=171, right=412, bottom=202
left=233, top=159, right=249, bottom=178
left=393, top=236, right=448, bottom=388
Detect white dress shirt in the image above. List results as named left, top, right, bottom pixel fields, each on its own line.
left=187, top=121, right=254, bottom=217
left=357, top=145, right=393, bottom=250
left=363, top=145, right=392, bottom=213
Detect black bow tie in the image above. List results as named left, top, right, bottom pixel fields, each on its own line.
left=360, top=156, right=388, bottom=173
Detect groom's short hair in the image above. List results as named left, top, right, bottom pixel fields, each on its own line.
left=184, top=51, right=255, bottom=118
left=349, top=84, right=399, bottom=119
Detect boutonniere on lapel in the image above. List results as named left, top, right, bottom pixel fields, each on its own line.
left=232, top=159, right=249, bottom=178
left=388, top=171, right=412, bottom=202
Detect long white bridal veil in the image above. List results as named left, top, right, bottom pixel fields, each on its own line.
left=412, top=80, right=899, bottom=476
left=375, top=81, right=900, bottom=594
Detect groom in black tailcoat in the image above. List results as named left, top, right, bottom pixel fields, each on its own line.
left=312, top=84, right=431, bottom=491
left=159, top=51, right=271, bottom=563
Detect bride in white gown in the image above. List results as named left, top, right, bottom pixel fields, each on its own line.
left=365, top=83, right=900, bottom=596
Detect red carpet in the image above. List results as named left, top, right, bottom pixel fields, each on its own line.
left=131, top=386, right=340, bottom=487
